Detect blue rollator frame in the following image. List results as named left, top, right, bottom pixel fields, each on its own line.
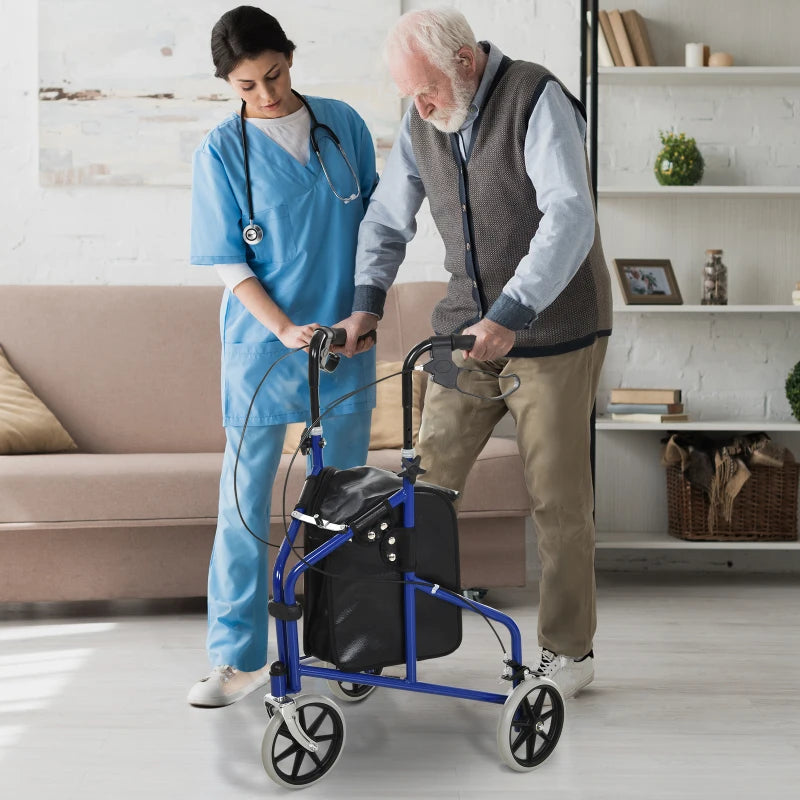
left=261, top=328, right=565, bottom=788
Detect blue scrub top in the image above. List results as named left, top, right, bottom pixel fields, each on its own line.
left=190, top=97, right=379, bottom=426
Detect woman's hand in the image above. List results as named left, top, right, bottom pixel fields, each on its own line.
left=276, top=322, right=320, bottom=350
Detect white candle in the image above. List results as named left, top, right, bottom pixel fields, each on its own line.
left=685, top=43, right=705, bottom=68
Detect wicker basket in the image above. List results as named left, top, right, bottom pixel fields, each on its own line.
left=665, top=461, right=799, bottom=541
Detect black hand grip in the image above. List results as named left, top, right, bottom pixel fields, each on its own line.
left=349, top=499, right=391, bottom=537
left=330, top=327, right=347, bottom=346
left=451, top=335, right=476, bottom=351
left=358, top=329, right=377, bottom=346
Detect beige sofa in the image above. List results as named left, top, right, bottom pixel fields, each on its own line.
left=0, top=282, right=529, bottom=602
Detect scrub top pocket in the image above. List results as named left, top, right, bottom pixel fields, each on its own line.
left=221, top=338, right=376, bottom=428
left=243, top=203, right=298, bottom=265
left=222, top=340, right=307, bottom=426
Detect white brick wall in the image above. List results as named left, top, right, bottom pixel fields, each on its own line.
left=3, top=0, right=797, bottom=420
left=0, top=0, right=580, bottom=286
left=2, top=0, right=798, bottom=560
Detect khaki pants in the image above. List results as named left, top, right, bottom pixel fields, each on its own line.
left=416, top=337, right=608, bottom=657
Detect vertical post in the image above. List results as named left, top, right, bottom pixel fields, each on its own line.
left=580, top=0, right=588, bottom=110
left=589, top=0, right=599, bottom=203
left=580, top=1, right=600, bottom=499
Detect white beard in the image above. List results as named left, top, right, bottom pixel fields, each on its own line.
left=427, top=76, right=475, bottom=134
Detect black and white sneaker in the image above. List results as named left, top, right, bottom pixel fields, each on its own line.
left=533, top=648, right=594, bottom=699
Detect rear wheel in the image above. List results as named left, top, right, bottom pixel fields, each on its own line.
left=326, top=666, right=382, bottom=703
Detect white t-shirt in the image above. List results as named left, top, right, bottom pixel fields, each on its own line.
left=216, top=105, right=311, bottom=290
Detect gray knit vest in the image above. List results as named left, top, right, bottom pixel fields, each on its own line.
left=409, top=58, right=612, bottom=356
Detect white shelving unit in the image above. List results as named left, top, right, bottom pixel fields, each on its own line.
left=597, top=66, right=800, bottom=86
left=597, top=531, right=800, bottom=550
left=597, top=418, right=800, bottom=432
left=590, top=3, right=800, bottom=554
left=613, top=305, right=799, bottom=313
left=600, top=186, right=800, bottom=198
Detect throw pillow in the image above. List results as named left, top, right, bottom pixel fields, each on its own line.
left=282, top=360, right=426, bottom=454
left=0, top=345, right=78, bottom=455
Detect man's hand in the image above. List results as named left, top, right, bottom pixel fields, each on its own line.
left=462, top=318, right=516, bottom=361
left=334, top=312, right=379, bottom=357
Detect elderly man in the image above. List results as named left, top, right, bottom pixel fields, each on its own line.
left=338, top=7, right=612, bottom=699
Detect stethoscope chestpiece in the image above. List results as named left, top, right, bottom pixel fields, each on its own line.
left=243, top=223, right=263, bottom=245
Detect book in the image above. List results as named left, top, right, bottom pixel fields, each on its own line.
left=598, top=10, right=624, bottom=66
left=622, top=9, right=656, bottom=67
left=611, top=413, right=689, bottom=423
left=610, top=388, right=682, bottom=404
left=608, top=9, right=637, bottom=67
left=590, top=12, right=615, bottom=68
left=606, top=402, right=684, bottom=415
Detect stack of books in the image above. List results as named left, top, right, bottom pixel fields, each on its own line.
left=596, top=9, right=656, bottom=67
left=607, top=388, right=688, bottom=422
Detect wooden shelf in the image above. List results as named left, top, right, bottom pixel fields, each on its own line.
left=596, top=66, right=800, bottom=85
left=613, top=305, right=800, bottom=313
left=596, top=418, right=800, bottom=432
left=599, top=186, right=800, bottom=198
left=596, top=530, right=800, bottom=550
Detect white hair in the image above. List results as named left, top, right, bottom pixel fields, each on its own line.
left=385, top=7, right=478, bottom=78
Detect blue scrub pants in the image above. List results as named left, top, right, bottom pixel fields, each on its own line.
left=207, top=410, right=372, bottom=671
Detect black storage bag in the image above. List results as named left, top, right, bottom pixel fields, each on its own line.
left=302, top=466, right=462, bottom=672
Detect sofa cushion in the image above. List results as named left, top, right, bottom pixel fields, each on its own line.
left=0, top=453, right=223, bottom=525
left=1, top=438, right=527, bottom=528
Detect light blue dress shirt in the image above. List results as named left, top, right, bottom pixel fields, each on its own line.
left=354, top=43, right=597, bottom=331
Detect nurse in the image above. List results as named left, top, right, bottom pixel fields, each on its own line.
left=188, top=5, right=378, bottom=707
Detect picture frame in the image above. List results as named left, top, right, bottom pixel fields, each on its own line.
left=613, top=259, right=683, bottom=305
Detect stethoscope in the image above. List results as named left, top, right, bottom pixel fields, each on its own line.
left=240, top=90, right=362, bottom=246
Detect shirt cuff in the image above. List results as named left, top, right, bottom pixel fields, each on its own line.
left=353, top=285, right=387, bottom=318
left=485, top=293, right=537, bottom=331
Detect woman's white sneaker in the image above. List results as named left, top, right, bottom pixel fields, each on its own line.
left=533, top=648, right=594, bottom=699
left=187, top=664, right=270, bottom=708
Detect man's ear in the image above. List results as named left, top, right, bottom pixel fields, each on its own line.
left=456, top=45, right=475, bottom=73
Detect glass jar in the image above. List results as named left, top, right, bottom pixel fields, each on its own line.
left=701, top=249, right=728, bottom=305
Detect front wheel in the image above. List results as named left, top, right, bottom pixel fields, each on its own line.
left=261, top=695, right=346, bottom=789
left=497, top=678, right=565, bottom=771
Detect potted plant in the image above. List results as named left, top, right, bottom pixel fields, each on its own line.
left=654, top=131, right=704, bottom=186
left=787, top=361, right=800, bottom=422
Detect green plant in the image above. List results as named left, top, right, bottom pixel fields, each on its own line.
left=654, top=131, right=704, bottom=186
left=787, top=361, right=800, bottom=422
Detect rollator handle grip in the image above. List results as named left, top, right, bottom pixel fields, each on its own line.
left=330, top=327, right=348, bottom=347
left=328, top=328, right=376, bottom=347
left=451, top=334, right=476, bottom=351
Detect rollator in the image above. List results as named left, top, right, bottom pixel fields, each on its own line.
left=261, top=326, right=565, bottom=788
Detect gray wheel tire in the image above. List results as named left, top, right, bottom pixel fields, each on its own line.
left=261, top=695, right=346, bottom=789
left=323, top=663, right=379, bottom=703
left=497, top=678, right=565, bottom=772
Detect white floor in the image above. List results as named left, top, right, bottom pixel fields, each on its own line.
left=1, top=572, right=799, bottom=799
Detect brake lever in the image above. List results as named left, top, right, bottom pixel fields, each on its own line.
left=422, top=335, right=520, bottom=400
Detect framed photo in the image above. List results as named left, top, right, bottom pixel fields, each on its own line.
left=613, top=259, right=683, bottom=305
